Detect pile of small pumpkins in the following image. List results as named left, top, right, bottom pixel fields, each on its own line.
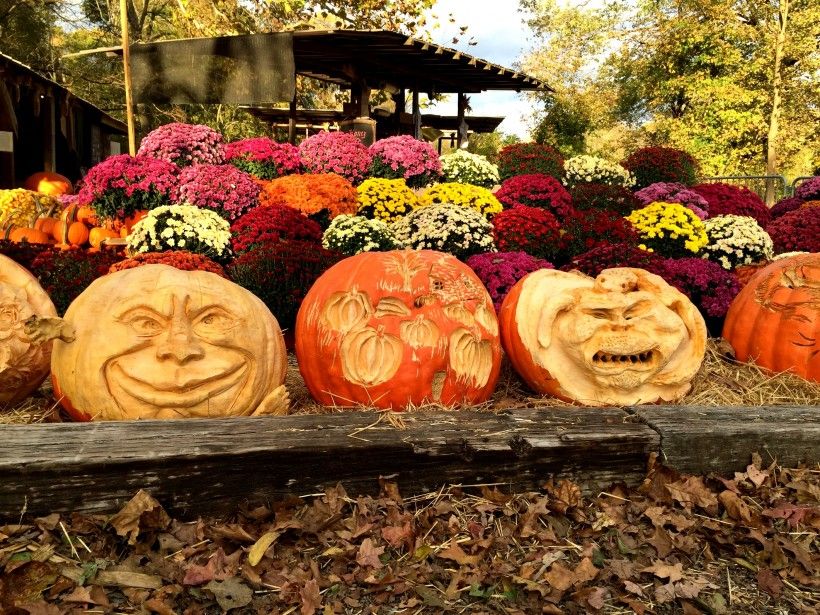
left=1, top=172, right=136, bottom=251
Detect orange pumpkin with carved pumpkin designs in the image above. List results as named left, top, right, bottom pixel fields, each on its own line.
left=295, top=250, right=502, bottom=410
left=723, top=253, right=820, bottom=382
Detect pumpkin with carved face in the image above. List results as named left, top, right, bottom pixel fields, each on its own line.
left=50, top=265, right=288, bottom=420
left=0, top=254, right=57, bottom=407
left=499, top=267, right=706, bottom=405
left=295, top=250, right=502, bottom=409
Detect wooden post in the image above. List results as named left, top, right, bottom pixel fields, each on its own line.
left=456, top=92, right=468, bottom=148
left=288, top=96, right=297, bottom=144
left=412, top=90, right=421, bottom=139
left=120, top=0, right=137, bottom=155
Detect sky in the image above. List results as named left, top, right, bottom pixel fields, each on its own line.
left=421, top=0, right=538, bottom=139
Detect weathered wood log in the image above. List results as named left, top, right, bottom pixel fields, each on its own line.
left=635, top=405, right=820, bottom=474
left=0, top=408, right=656, bottom=518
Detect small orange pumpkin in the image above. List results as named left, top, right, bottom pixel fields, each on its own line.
left=34, top=216, right=59, bottom=236
left=89, top=227, right=120, bottom=248
left=9, top=226, right=51, bottom=244
left=76, top=205, right=97, bottom=226
left=24, top=172, right=73, bottom=196
left=723, top=253, right=819, bottom=382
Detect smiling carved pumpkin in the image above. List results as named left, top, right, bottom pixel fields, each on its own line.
left=499, top=267, right=707, bottom=405
left=49, top=264, right=288, bottom=420
left=295, top=250, right=502, bottom=409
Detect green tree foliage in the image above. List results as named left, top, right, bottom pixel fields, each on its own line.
left=0, top=0, right=63, bottom=73
left=522, top=0, right=820, bottom=178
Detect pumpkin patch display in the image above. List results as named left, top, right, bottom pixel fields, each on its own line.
left=499, top=267, right=707, bottom=405
left=295, top=250, right=502, bottom=409
left=44, top=264, right=289, bottom=420
left=0, top=254, right=58, bottom=407
left=723, top=253, right=819, bottom=382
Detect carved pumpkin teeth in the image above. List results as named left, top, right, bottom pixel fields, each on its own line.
left=593, top=351, right=654, bottom=364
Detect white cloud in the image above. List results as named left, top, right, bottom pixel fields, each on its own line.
left=420, top=0, right=541, bottom=139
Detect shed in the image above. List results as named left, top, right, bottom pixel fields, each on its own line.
left=0, top=52, right=127, bottom=188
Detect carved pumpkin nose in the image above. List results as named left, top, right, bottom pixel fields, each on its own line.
left=156, top=319, right=205, bottom=364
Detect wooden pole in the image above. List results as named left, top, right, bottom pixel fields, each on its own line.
left=120, top=0, right=136, bottom=155
left=456, top=92, right=468, bottom=148
left=412, top=90, right=420, bottom=139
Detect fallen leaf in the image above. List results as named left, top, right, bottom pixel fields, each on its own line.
left=544, top=562, right=574, bottom=592
left=586, top=586, right=607, bottom=610
left=381, top=523, right=412, bottom=548
left=108, top=490, right=170, bottom=545
left=300, top=578, right=322, bottom=615
left=16, top=602, right=62, bottom=615
left=667, top=477, right=719, bottom=513
left=144, top=598, right=176, bottom=615
left=205, top=578, right=253, bottom=611
left=623, top=580, right=645, bottom=596
left=719, top=490, right=752, bottom=523
left=512, top=575, right=549, bottom=596
left=414, top=585, right=445, bottom=607
left=647, top=525, right=675, bottom=558
left=93, top=570, right=162, bottom=589
left=641, top=560, right=684, bottom=583
left=356, top=538, right=384, bottom=569
left=572, top=557, right=599, bottom=586
left=437, top=542, right=483, bottom=566
left=756, top=567, right=783, bottom=597
left=247, top=530, right=281, bottom=566
left=544, top=479, right=582, bottom=514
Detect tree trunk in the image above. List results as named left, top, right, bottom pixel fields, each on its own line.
left=765, top=0, right=788, bottom=206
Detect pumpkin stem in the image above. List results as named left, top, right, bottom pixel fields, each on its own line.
left=23, top=315, right=76, bottom=344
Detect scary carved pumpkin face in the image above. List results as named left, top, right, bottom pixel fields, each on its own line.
left=500, top=267, right=706, bottom=405
left=51, top=265, right=287, bottom=420
left=295, top=250, right=502, bottom=409
left=0, top=255, right=57, bottom=406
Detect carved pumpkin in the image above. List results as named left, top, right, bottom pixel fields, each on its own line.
left=723, top=253, right=819, bottom=382
left=295, top=250, right=502, bottom=409
left=24, top=172, right=73, bottom=196
left=499, top=268, right=707, bottom=405
left=0, top=254, right=57, bottom=406
left=50, top=265, right=289, bottom=420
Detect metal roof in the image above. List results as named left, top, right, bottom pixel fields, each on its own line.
left=65, top=30, right=550, bottom=96
left=0, top=52, right=127, bottom=132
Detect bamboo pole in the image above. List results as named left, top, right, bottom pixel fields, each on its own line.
left=120, top=0, right=136, bottom=155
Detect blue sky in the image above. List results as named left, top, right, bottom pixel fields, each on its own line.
left=422, top=0, right=538, bottom=139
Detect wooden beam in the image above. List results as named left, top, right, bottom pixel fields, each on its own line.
left=0, top=408, right=657, bottom=517
left=412, top=89, right=421, bottom=139
left=634, top=405, right=820, bottom=474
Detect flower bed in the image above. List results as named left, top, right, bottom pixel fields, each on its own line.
left=568, top=183, right=639, bottom=215
left=138, top=123, right=224, bottom=167
left=394, top=202, right=495, bottom=259
left=622, top=146, right=699, bottom=189
left=321, top=214, right=402, bottom=255
left=466, top=251, right=553, bottom=311
left=369, top=135, right=442, bottom=188
left=126, top=204, right=232, bottom=261
left=109, top=251, right=227, bottom=278
left=356, top=178, right=418, bottom=222
left=490, top=206, right=562, bottom=261
left=495, top=174, right=573, bottom=219
left=259, top=173, right=359, bottom=225
left=564, top=155, right=634, bottom=189
left=224, top=138, right=302, bottom=179
left=76, top=155, right=178, bottom=221
left=691, top=183, right=770, bottom=227
left=230, top=205, right=323, bottom=255
left=176, top=164, right=260, bottom=221
left=634, top=182, right=708, bottom=219
left=701, top=215, right=773, bottom=270
left=299, top=131, right=372, bottom=184
left=419, top=182, right=502, bottom=217
left=766, top=206, right=820, bottom=253
left=497, top=142, right=564, bottom=180
left=625, top=202, right=708, bottom=258
left=440, top=150, right=499, bottom=188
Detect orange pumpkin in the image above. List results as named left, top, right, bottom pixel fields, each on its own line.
left=76, top=205, right=97, bottom=225
left=88, top=227, right=120, bottom=248
left=24, top=172, right=73, bottom=196
left=8, top=226, right=51, bottom=244
left=54, top=220, right=90, bottom=247
left=295, top=250, right=502, bottom=410
left=723, top=253, right=819, bottom=382
left=124, top=210, right=148, bottom=232
left=35, top=216, right=59, bottom=236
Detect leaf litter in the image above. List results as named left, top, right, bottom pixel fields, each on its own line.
left=0, top=455, right=818, bottom=614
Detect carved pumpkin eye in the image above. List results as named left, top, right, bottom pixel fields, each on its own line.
left=194, top=309, right=237, bottom=335
left=124, top=313, right=164, bottom=337
left=587, top=309, right=611, bottom=320
left=624, top=301, right=652, bottom=321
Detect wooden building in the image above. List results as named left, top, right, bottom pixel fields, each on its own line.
left=0, top=52, right=126, bottom=189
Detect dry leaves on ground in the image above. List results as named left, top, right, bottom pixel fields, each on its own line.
left=0, top=456, right=818, bottom=614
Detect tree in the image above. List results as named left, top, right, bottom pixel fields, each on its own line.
left=0, top=0, right=64, bottom=74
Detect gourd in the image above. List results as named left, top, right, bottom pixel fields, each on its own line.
left=499, top=267, right=707, bottom=405
left=295, top=249, right=502, bottom=409
left=0, top=254, right=58, bottom=406
left=723, top=253, right=819, bottom=382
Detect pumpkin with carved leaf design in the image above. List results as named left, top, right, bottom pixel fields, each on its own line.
left=295, top=250, right=502, bottom=409
left=46, top=265, right=289, bottom=420
left=723, top=253, right=819, bottom=382
left=499, top=267, right=707, bottom=405
left=0, top=254, right=57, bottom=406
